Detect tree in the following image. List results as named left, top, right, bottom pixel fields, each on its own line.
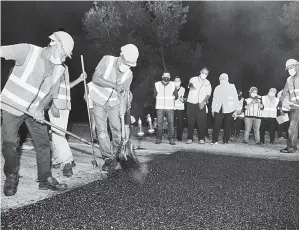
left=147, top=1, right=189, bottom=71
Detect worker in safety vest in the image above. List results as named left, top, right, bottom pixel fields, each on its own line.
left=260, top=88, right=279, bottom=144
left=154, top=73, right=179, bottom=145
left=0, top=31, right=74, bottom=196
left=49, top=65, right=86, bottom=177
left=173, top=77, right=186, bottom=141
left=89, top=44, right=139, bottom=171
left=277, top=89, right=290, bottom=139
left=279, top=59, right=299, bottom=153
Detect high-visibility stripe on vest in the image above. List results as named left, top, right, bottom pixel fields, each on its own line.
left=261, top=96, right=279, bottom=118
left=174, top=87, right=185, bottom=110
left=1, top=44, right=65, bottom=116
left=277, top=90, right=291, bottom=111
left=53, top=66, right=71, bottom=110
left=90, top=56, right=132, bottom=107
left=155, top=81, right=175, bottom=110
left=287, top=76, right=299, bottom=108
left=244, top=98, right=262, bottom=117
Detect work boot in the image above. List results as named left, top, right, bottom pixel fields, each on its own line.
left=71, top=161, right=76, bottom=167
left=63, top=163, right=73, bottom=177
left=39, top=177, right=68, bottom=191
left=102, top=158, right=118, bottom=172
left=280, top=147, right=296, bottom=154
left=3, top=173, right=19, bottom=196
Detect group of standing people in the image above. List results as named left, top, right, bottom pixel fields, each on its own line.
left=153, top=59, right=299, bottom=154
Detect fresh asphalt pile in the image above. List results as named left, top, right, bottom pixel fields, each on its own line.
left=2, top=151, right=299, bottom=230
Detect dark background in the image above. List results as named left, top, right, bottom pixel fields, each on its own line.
left=1, top=1, right=295, bottom=122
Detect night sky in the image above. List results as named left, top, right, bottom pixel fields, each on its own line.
left=1, top=1, right=294, bottom=122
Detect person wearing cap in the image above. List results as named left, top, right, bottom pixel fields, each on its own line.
left=211, top=73, right=239, bottom=144
left=260, top=88, right=279, bottom=144
left=154, top=73, right=178, bottom=145
left=231, top=90, right=245, bottom=138
left=243, top=86, right=264, bottom=144
left=277, top=89, right=290, bottom=139
left=89, top=44, right=138, bottom=170
left=0, top=31, right=74, bottom=196
left=186, top=67, right=212, bottom=144
left=173, top=77, right=186, bottom=141
left=279, top=59, right=299, bottom=153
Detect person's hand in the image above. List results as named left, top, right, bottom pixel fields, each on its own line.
left=34, top=109, right=45, bottom=124
left=198, top=102, right=205, bottom=109
left=236, top=110, right=242, bottom=115
left=212, top=111, right=215, bottom=117
left=280, top=110, right=285, bottom=116
left=179, top=96, right=185, bottom=103
left=79, top=72, right=87, bottom=82
left=115, top=84, right=124, bottom=93
left=50, top=104, right=60, bottom=118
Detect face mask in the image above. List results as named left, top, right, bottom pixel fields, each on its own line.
left=162, top=77, right=170, bottom=83
left=288, top=68, right=297, bottom=77
left=49, top=54, right=62, bottom=65
left=119, top=62, right=130, bottom=73
left=49, top=45, right=63, bottom=64
left=200, top=74, right=208, bottom=80
left=251, top=93, right=257, bottom=98
left=268, top=92, right=275, bottom=97
left=174, top=82, right=181, bottom=87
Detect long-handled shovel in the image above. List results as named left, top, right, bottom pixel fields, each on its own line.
left=80, top=55, right=99, bottom=167
left=1, top=98, right=99, bottom=148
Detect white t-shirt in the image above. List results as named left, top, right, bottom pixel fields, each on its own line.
left=187, top=77, right=212, bottom=104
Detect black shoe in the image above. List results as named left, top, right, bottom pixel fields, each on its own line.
left=3, top=173, right=19, bottom=196
left=63, top=163, right=73, bottom=177
left=93, top=139, right=99, bottom=144
left=39, top=177, right=68, bottom=191
left=256, top=142, right=262, bottom=145
left=155, top=140, right=162, bottom=144
left=243, top=140, right=248, bottom=144
left=169, top=140, right=176, bottom=145
left=52, top=163, right=61, bottom=169
left=71, top=161, right=76, bottom=167
left=280, top=148, right=296, bottom=153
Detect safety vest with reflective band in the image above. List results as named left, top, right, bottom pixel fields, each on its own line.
left=155, top=81, right=175, bottom=110
left=261, top=96, right=279, bottom=118
left=174, top=87, right=185, bottom=110
left=90, top=56, right=132, bottom=107
left=286, top=76, right=299, bottom=109
left=0, top=45, right=65, bottom=116
left=244, top=97, right=263, bottom=118
left=53, top=66, right=71, bottom=110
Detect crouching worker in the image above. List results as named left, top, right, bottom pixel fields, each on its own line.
left=89, top=44, right=139, bottom=171
left=0, top=31, right=74, bottom=196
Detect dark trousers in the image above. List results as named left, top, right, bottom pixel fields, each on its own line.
left=212, top=111, right=233, bottom=143
left=260, top=118, right=276, bottom=143
left=187, top=102, right=207, bottom=140
left=287, top=109, right=299, bottom=150
left=19, top=123, right=29, bottom=146
left=156, top=109, right=175, bottom=141
left=231, top=117, right=243, bottom=136
left=174, top=110, right=184, bottom=141
left=1, top=111, right=52, bottom=181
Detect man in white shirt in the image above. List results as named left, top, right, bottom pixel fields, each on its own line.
left=186, top=67, right=212, bottom=144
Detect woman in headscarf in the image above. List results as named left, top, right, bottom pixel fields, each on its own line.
left=211, top=73, right=239, bottom=144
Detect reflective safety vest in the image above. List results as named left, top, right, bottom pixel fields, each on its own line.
left=1, top=44, right=65, bottom=116
left=244, top=97, right=263, bottom=118
left=53, top=66, right=71, bottom=110
left=90, top=56, right=132, bottom=107
left=287, top=76, right=299, bottom=108
left=261, top=96, right=279, bottom=118
left=155, top=81, right=175, bottom=110
left=174, top=87, right=185, bottom=110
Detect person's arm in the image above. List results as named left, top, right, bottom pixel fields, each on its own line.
left=173, top=87, right=178, bottom=100
left=280, top=81, right=289, bottom=102
left=154, top=84, right=158, bottom=98
left=92, top=56, right=119, bottom=90
left=70, top=73, right=86, bottom=89
left=1, top=44, right=30, bottom=66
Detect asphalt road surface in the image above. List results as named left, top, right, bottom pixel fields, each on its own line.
left=2, top=151, right=299, bottom=230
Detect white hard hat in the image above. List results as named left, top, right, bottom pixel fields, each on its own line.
left=49, top=31, right=74, bottom=58
left=285, top=59, right=299, bottom=70
left=120, top=44, right=139, bottom=67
